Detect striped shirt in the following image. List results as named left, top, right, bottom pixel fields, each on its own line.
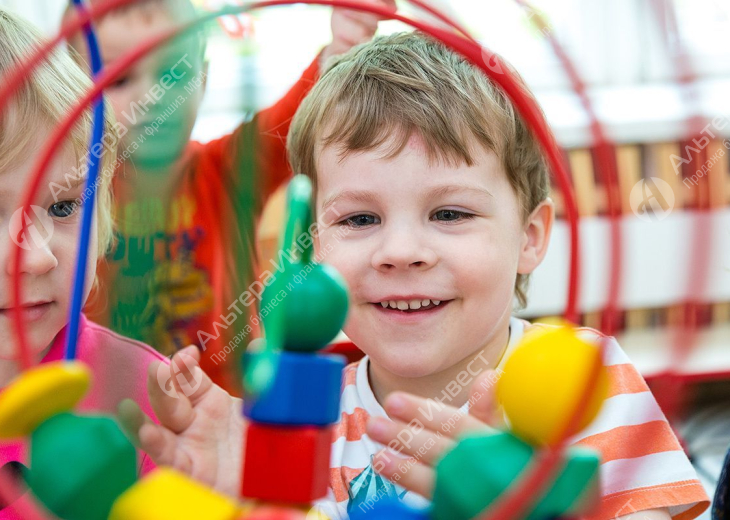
left=315, top=317, right=710, bottom=519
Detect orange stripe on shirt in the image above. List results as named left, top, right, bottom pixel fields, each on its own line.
left=587, top=479, right=709, bottom=520
left=330, top=466, right=367, bottom=503
left=334, top=408, right=370, bottom=442
left=576, top=420, right=682, bottom=464
left=343, top=364, right=358, bottom=386
left=607, top=363, right=650, bottom=397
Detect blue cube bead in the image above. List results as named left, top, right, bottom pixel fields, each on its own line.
left=243, top=352, right=345, bottom=426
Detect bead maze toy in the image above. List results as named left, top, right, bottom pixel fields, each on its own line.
left=0, top=0, right=714, bottom=518
left=240, top=175, right=348, bottom=505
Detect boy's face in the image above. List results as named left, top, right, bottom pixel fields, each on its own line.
left=91, top=8, right=205, bottom=171
left=0, top=127, right=98, bottom=358
left=315, top=135, right=552, bottom=379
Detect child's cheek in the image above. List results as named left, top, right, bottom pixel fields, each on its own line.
left=316, top=230, right=359, bottom=290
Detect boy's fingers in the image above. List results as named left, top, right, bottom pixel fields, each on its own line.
left=117, top=398, right=150, bottom=448
left=366, top=416, right=454, bottom=466
left=147, top=360, right=195, bottom=434
left=372, top=449, right=435, bottom=499
left=138, top=422, right=192, bottom=475
left=341, top=10, right=379, bottom=31
left=383, top=392, right=494, bottom=439
left=468, top=371, right=506, bottom=429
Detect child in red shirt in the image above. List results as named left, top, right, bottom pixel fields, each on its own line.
left=62, top=0, right=394, bottom=390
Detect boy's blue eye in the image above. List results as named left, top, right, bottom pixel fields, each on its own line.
left=432, top=209, right=474, bottom=222
left=343, top=214, right=380, bottom=228
left=48, top=201, right=79, bottom=219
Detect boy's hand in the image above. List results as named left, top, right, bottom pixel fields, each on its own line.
left=118, top=346, right=244, bottom=497
left=320, top=0, right=397, bottom=67
left=365, top=370, right=503, bottom=498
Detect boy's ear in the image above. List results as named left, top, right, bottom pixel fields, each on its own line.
left=517, top=198, right=554, bottom=275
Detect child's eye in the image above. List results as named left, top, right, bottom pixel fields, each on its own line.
left=341, top=214, right=380, bottom=228
left=432, top=209, right=475, bottom=222
left=48, top=200, right=80, bottom=219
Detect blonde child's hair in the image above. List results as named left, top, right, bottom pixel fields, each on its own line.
left=288, top=31, right=550, bottom=310
left=0, top=8, right=118, bottom=257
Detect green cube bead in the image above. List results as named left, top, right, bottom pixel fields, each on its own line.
left=432, top=431, right=600, bottom=520
left=28, top=413, right=137, bottom=520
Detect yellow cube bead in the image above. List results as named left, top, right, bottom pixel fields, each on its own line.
left=109, top=468, right=239, bottom=520
left=0, top=361, right=91, bottom=439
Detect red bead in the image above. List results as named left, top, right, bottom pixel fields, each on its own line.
left=242, top=423, right=332, bottom=504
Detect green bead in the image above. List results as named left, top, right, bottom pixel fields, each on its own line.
left=433, top=431, right=532, bottom=520
left=432, top=431, right=600, bottom=520
left=28, top=413, right=137, bottom=520
left=263, top=263, right=349, bottom=353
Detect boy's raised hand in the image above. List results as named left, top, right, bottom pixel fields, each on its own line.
left=119, top=346, right=244, bottom=497
left=365, top=370, right=503, bottom=498
left=320, top=0, right=397, bottom=67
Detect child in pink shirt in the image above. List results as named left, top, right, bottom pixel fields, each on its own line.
left=0, top=10, right=167, bottom=516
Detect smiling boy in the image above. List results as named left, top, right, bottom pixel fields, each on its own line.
left=125, top=32, right=709, bottom=519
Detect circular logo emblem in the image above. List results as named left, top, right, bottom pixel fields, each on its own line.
left=481, top=48, right=505, bottom=75
left=9, top=205, right=54, bottom=251
left=630, top=177, right=675, bottom=222
left=157, top=354, right=203, bottom=398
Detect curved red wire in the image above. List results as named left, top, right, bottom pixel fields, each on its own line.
left=0, top=1, right=584, bottom=518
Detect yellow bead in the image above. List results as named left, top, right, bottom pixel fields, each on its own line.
left=109, top=468, right=239, bottom=520
left=497, top=325, right=609, bottom=446
left=0, top=361, right=91, bottom=439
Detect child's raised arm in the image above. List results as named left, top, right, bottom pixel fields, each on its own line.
left=119, top=346, right=244, bottom=497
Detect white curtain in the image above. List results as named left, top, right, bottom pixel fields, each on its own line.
left=0, top=0, right=66, bottom=35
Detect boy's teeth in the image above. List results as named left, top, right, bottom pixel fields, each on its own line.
left=381, top=298, right=443, bottom=310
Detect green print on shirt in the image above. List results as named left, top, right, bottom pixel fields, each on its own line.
left=347, top=456, right=408, bottom=515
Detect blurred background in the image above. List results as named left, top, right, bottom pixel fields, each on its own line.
left=2, top=0, right=729, bottom=514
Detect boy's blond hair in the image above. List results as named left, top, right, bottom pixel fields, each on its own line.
left=288, top=32, right=550, bottom=309
left=0, top=8, right=118, bottom=257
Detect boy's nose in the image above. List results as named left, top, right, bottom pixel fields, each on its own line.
left=371, top=224, right=437, bottom=272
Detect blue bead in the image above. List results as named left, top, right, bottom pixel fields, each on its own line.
left=243, top=352, right=345, bottom=426
left=349, top=497, right=430, bottom=520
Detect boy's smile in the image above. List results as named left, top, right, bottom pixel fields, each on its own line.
left=314, top=133, right=553, bottom=403
left=372, top=297, right=453, bottom=323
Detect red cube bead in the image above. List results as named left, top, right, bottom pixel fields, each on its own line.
left=242, top=423, right=332, bottom=504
